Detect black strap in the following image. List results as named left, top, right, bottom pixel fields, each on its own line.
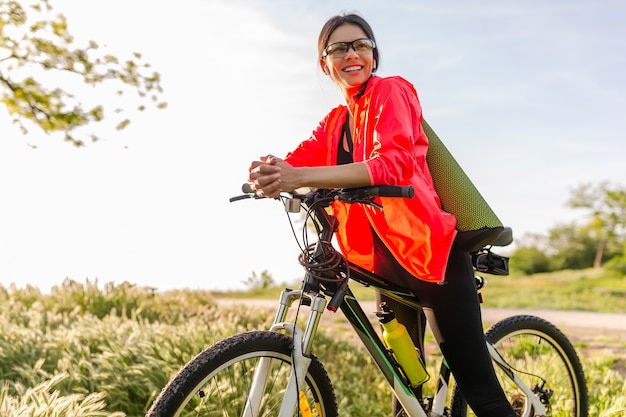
left=337, top=114, right=353, bottom=165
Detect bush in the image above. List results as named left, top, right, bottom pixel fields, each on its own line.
left=509, top=246, right=551, bottom=275
left=605, top=255, right=626, bottom=276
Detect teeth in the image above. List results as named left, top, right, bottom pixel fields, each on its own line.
left=344, top=66, right=362, bottom=72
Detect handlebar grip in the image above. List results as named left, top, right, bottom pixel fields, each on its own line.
left=229, top=183, right=259, bottom=202
left=369, top=185, right=414, bottom=198
left=241, top=183, right=256, bottom=194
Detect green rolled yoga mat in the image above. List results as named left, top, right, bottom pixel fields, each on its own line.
left=423, top=119, right=504, bottom=251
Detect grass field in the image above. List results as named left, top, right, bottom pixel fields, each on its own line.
left=0, top=271, right=624, bottom=416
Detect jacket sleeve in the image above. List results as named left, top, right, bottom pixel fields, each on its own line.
left=285, top=105, right=346, bottom=167
left=363, top=79, right=428, bottom=186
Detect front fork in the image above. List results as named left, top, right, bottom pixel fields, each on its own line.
left=271, top=288, right=328, bottom=356
left=244, top=289, right=327, bottom=417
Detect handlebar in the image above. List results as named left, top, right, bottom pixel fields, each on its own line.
left=230, top=184, right=414, bottom=206
left=241, top=183, right=256, bottom=194
left=229, top=182, right=509, bottom=312
left=368, top=186, right=414, bottom=198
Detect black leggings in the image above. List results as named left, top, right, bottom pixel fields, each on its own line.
left=374, top=238, right=517, bottom=417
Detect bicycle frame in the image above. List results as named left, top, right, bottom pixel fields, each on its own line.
left=239, top=187, right=546, bottom=416
left=268, top=273, right=432, bottom=417
left=265, top=280, right=547, bottom=417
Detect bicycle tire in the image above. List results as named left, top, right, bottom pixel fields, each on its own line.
left=146, top=330, right=338, bottom=417
left=450, top=314, right=588, bottom=417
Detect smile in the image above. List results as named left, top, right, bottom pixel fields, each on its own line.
left=343, top=65, right=363, bottom=73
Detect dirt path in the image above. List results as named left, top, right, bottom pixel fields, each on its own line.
left=216, top=298, right=626, bottom=337
left=217, top=298, right=626, bottom=375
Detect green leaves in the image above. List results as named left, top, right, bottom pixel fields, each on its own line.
left=0, top=0, right=166, bottom=146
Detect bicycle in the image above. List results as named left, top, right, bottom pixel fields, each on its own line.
left=146, top=185, right=588, bottom=417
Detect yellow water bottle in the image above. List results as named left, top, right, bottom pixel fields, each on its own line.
left=376, top=302, right=429, bottom=387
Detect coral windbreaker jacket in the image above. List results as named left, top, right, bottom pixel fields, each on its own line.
left=285, top=76, right=457, bottom=283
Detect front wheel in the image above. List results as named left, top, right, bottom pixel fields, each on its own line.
left=146, top=330, right=338, bottom=417
left=450, top=315, right=588, bottom=417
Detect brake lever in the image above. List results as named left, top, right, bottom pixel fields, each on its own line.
left=229, top=194, right=254, bottom=202
left=363, top=199, right=383, bottom=211
left=335, top=194, right=383, bottom=211
left=229, top=193, right=266, bottom=202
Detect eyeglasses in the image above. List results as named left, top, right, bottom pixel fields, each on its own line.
left=322, top=38, right=376, bottom=58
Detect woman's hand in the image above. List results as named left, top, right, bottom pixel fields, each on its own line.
left=248, top=155, right=295, bottom=198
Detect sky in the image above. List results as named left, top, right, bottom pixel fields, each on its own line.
left=0, top=0, right=624, bottom=292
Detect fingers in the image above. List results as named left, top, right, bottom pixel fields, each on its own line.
left=249, top=174, right=281, bottom=198
left=250, top=172, right=280, bottom=189
left=261, top=154, right=283, bottom=164
left=249, top=160, right=281, bottom=175
left=256, top=178, right=282, bottom=199
left=248, top=160, right=281, bottom=198
left=248, top=155, right=288, bottom=198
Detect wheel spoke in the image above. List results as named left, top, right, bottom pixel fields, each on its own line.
left=495, top=332, right=576, bottom=416
left=146, top=331, right=337, bottom=417
left=449, top=315, right=588, bottom=417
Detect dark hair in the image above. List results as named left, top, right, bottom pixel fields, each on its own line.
left=317, top=12, right=380, bottom=72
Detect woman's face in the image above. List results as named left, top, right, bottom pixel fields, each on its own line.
left=320, top=24, right=375, bottom=98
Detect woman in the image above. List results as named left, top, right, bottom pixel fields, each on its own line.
left=248, top=12, right=517, bottom=417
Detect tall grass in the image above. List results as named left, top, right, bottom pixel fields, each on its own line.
left=0, top=278, right=623, bottom=416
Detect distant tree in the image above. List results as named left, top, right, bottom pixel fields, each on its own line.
left=510, top=232, right=554, bottom=274
left=242, top=270, right=275, bottom=290
left=547, top=223, right=599, bottom=270
left=604, top=242, right=626, bottom=276
left=567, top=182, right=626, bottom=268
left=0, top=0, right=165, bottom=146
left=510, top=245, right=552, bottom=275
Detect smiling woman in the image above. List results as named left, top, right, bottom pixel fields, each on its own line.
left=318, top=19, right=378, bottom=99
left=246, top=11, right=520, bottom=417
